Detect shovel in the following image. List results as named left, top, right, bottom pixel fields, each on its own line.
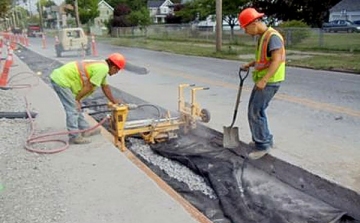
left=223, top=67, right=249, bottom=148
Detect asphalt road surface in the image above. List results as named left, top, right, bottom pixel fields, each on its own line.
left=19, top=36, right=360, bottom=194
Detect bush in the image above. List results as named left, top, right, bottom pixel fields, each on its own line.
left=276, top=20, right=311, bottom=46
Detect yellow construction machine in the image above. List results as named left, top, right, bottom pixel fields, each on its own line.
left=108, top=84, right=211, bottom=151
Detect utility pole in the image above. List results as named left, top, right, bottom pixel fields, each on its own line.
left=38, top=0, right=44, bottom=31
left=29, top=0, right=33, bottom=17
left=74, top=0, right=81, bottom=27
left=215, top=0, right=222, bottom=52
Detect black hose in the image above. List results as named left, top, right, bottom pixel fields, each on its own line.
left=137, top=104, right=162, bottom=119
left=0, top=86, right=12, bottom=90
left=88, top=109, right=113, bottom=116
left=81, top=103, right=109, bottom=109
left=0, top=111, right=38, bottom=119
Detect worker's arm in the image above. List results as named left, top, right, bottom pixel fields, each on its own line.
left=256, top=48, right=283, bottom=90
left=242, top=60, right=255, bottom=70
left=76, top=80, right=94, bottom=102
left=101, top=84, right=121, bottom=104
left=74, top=80, right=94, bottom=111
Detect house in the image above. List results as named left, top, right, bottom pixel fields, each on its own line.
left=329, top=0, right=360, bottom=22
left=147, top=0, right=174, bottom=23
left=92, top=0, right=113, bottom=35
left=94, top=0, right=113, bottom=27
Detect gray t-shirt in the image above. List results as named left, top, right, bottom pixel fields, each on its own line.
left=267, top=34, right=283, bottom=57
left=257, top=32, right=283, bottom=57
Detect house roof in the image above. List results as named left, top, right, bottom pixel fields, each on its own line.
left=147, top=1, right=164, bottom=8
left=330, top=0, right=360, bottom=12
left=98, top=0, right=114, bottom=11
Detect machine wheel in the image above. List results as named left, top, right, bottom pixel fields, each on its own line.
left=200, top=108, right=211, bottom=123
left=55, top=45, right=62, bottom=57
left=85, top=47, right=91, bottom=56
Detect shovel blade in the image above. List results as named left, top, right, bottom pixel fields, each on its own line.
left=223, top=126, right=240, bottom=148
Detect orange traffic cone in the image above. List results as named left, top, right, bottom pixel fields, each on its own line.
left=42, top=33, right=47, bottom=49
left=91, top=34, right=98, bottom=56
left=25, top=34, right=29, bottom=47
left=0, top=38, right=3, bottom=69
left=0, top=48, right=13, bottom=87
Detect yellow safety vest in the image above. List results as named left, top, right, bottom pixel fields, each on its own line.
left=253, top=27, right=286, bottom=83
left=76, top=60, right=107, bottom=97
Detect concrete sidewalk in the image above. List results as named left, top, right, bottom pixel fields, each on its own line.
left=0, top=54, right=210, bottom=223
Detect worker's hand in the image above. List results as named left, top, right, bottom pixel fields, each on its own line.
left=241, top=62, right=252, bottom=71
left=126, top=103, right=138, bottom=110
left=113, top=99, right=121, bottom=104
left=76, top=100, right=82, bottom=111
left=256, top=79, right=267, bottom=90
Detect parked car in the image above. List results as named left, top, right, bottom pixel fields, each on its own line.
left=27, top=24, right=42, bottom=37
left=353, top=20, right=360, bottom=25
left=322, top=20, right=360, bottom=33
left=11, top=27, right=22, bottom=34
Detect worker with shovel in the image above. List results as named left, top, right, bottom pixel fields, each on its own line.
left=239, top=8, right=286, bottom=160
left=50, top=53, right=126, bottom=144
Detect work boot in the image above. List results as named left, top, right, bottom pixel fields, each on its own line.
left=82, top=128, right=101, bottom=138
left=248, top=141, right=275, bottom=149
left=248, top=148, right=271, bottom=160
left=69, top=136, right=91, bottom=144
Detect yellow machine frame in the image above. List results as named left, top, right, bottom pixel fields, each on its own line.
left=108, top=84, right=210, bottom=151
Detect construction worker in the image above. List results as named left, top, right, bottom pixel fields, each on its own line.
left=238, top=8, right=286, bottom=160
left=50, top=53, right=126, bottom=144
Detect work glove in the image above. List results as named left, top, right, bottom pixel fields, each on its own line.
left=126, top=103, right=138, bottom=110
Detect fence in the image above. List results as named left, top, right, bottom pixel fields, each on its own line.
left=111, top=24, right=360, bottom=52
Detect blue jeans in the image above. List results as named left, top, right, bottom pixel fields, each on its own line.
left=248, top=83, right=280, bottom=150
left=51, top=80, right=90, bottom=140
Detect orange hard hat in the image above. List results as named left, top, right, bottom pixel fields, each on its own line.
left=108, top=53, right=126, bottom=69
left=238, top=8, right=264, bottom=28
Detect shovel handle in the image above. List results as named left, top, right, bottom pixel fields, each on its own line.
left=229, top=68, right=249, bottom=127
left=239, top=68, right=250, bottom=85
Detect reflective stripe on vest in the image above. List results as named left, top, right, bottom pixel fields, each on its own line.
left=75, top=60, right=107, bottom=86
left=254, top=27, right=285, bottom=71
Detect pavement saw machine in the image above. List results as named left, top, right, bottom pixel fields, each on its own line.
left=108, top=84, right=211, bottom=151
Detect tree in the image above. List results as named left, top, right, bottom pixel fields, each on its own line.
left=222, top=0, right=249, bottom=37
left=106, top=0, right=147, bottom=10
left=77, top=0, right=99, bottom=25
left=112, top=3, right=132, bottom=27
left=127, top=0, right=147, bottom=11
left=0, top=0, right=11, bottom=18
left=175, top=0, right=249, bottom=37
left=129, top=7, right=151, bottom=26
left=128, top=7, right=151, bottom=32
left=65, top=0, right=99, bottom=25
left=107, top=0, right=126, bottom=8
left=251, top=0, right=342, bottom=27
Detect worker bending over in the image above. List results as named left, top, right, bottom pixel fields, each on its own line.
left=50, top=53, right=126, bottom=144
